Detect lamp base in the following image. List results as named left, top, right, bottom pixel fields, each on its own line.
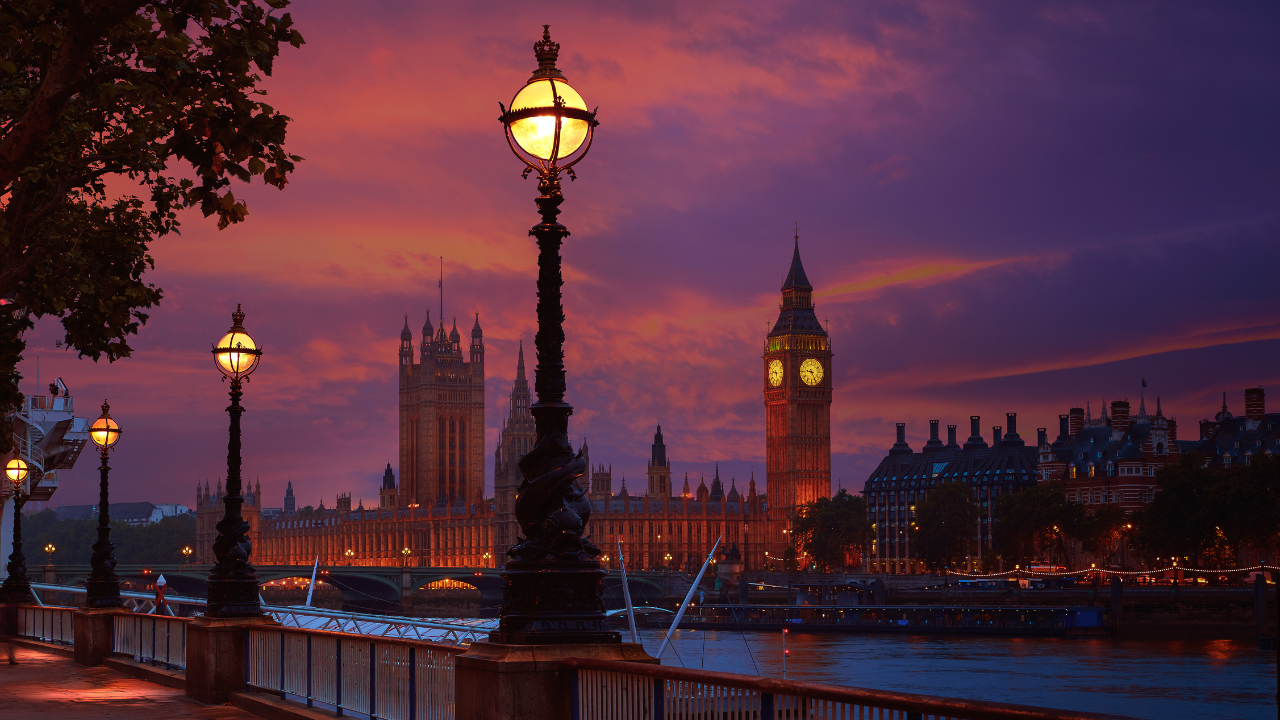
left=205, top=576, right=263, bottom=618
left=84, top=576, right=123, bottom=609
left=490, top=559, right=619, bottom=644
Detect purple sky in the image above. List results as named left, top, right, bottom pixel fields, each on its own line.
left=17, top=2, right=1280, bottom=510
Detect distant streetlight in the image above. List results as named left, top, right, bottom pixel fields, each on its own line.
left=492, top=26, right=612, bottom=645
left=0, top=458, right=30, bottom=601
left=402, top=547, right=412, bottom=567
left=85, top=400, right=124, bottom=608
left=207, top=305, right=264, bottom=617
left=345, top=549, right=354, bottom=566
left=483, top=551, right=492, bottom=568
left=182, top=546, right=193, bottom=567
left=44, top=544, right=55, bottom=563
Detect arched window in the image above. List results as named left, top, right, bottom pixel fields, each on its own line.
left=1156, top=442, right=1165, bottom=455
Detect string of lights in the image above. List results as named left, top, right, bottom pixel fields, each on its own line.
left=941, top=564, right=1279, bottom=579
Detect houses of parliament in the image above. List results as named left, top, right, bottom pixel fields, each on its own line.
left=234, top=240, right=833, bottom=571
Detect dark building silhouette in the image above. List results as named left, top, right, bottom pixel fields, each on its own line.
left=862, top=414, right=1037, bottom=574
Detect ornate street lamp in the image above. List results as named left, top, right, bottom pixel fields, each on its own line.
left=83, top=400, right=124, bottom=608
left=207, top=305, right=264, bottom=617
left=1, top=457, right=31, bottom=601
left=402, top=547, right=412, bottom=567
left=492, top=26, right=615, bottom=645
left=44, top=544, right=55, bottom=563
left=182, top=546, right=193, bottom=567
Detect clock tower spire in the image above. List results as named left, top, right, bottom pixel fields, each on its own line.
left=763, top=230, right=832, bottom=539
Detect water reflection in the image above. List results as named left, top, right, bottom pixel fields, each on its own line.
left=639, top=628, right=1273, bottom=720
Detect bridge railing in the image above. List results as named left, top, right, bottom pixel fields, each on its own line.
left=113, top=613, right=191, bottom=670
left=560, top=657, right=1137, bottom=720
left=245, top=625, right=462, bottom=720
left=18, top=605, right=75, bottom=645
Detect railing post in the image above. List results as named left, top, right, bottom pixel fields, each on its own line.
left=306, top=635, right=313, bottom=708
left=369, top=642, right=377, bottom=720
left=335, top=639, right=343, bottom=717
left=280, top=630, right=287, bottom=699
left=569, top=668, right=580, bottom=720
left=653, top=677, right=664, bottom=720
left=761, top=692, right=774, bottom=720
left=408, top=646, right=416, bottom=720
left=72, top=609, right=116, bottom=667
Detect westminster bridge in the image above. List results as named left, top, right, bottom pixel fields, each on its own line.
left=34, top=563, right=682, bottom=616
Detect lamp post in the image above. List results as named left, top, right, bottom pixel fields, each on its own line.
left=207, top=305, right=264, bottom=617
left=182, top=546, right=193, bottom=568
left=1, top=458, right=31, bottom=601
left=83, top=401, right=124, bottom=608
left=492, top=26, right=614, bottom=645
left=44, top=544, right=55, bottom=562
left=402, top=547, right=412, bottom=568
left=345, top=548, right=354, bottom=566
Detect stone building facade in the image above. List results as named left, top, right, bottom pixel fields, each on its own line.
left=763, top=236, right=832, bottom=553
left=1188, top=387, right=1280, bottom=469
left=862, top=415, right=1039, bottom=574
left=492, top=343, right=534, bottom=560
left=239, top=242, right=830, bottom=572
left=1039, top=398, right=1180, bottom=513
left=194, top=479, right=262, bottom=564
left=255, top=497, right=494, bottom=568
left=398, top=312, right=485, bottom=509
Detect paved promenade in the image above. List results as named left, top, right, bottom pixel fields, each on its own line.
left=0, top=645, right=256, bottom=720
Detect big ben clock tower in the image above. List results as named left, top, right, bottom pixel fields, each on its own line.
left=764, top=233, right=832, bottom=537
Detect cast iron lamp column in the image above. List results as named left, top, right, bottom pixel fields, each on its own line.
left=492, top=26, right=616, bottom=644
left=207, top=305, right=264, bottom=617
left=1, top=458, right=30, bottom=601
left=85, top=402, right=123, bottom=608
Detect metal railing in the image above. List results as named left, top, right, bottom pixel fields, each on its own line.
left=562, top=658, right=1138, bottom=720
left=18, top=606, right=74, bottom=645
left=245, top=626, right=462, bottom=720
left=113, top=613, right=191, bottom=670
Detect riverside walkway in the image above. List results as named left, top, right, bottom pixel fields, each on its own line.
left=0, top=645, right=255, bottom=720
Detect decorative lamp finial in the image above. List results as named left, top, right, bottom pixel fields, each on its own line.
left=532, top=25, right=564, bottom=80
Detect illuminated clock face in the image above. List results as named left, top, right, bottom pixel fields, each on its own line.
left=800, top=358, right=824, bottom=386
left=767, top=359, right=784, bottom=387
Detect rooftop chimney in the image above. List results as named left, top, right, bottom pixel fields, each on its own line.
left=1245, top=387, right=1265, bottom=421
left=946, top=424, right=958, bottom=448
left=924, top=419, right=944, bottom=452
left=964, top=415, right=987, bottom=450
left=1002, top=412, right=1022, bottom=444
left=1068, top=407, right=1084, bottom=436
left=1058, top=414, right=1070, bottom=441
left=1037, top=428, right=1048, bottom=447
left=992, top=426, right=1003, bottom=444
left=1111, top=400, right=1130, bottom=434
left=890, top=422, right=913, bottom=456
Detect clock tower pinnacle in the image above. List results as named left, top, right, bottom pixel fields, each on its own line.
left=763, top=231, right=832, bottom=526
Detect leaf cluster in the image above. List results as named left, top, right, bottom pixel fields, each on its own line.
left=1131, top=454, right=1280, bottom=567
left=24, top=508, right=196, bottom=564
left=911, top=481, right=979, bottom=571
left=0, top=0, right=303, bottom=453
left=790, top=489, right=872, bottom=571
left=990, top=481, right=1084, bottom=568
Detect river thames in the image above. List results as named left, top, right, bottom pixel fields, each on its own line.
left=643, top=628, right=1274, bottom=719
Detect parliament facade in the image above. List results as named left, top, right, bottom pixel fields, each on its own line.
left=248, top=240, right=834, bottom=571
